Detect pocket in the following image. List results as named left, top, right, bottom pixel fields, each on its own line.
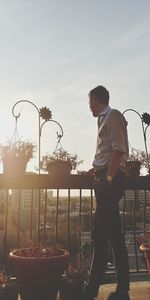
left=93, top=174, right=106, bottom=188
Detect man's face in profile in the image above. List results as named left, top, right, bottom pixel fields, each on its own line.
left=89, top=96, right=103, bottom=117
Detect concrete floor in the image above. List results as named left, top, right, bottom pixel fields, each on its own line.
left=97, top=281, right=150, bottom=300
left=18, top=281, right=150, bottom=300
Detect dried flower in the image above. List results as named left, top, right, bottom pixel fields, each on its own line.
left=40, top=148, right=83, bottom=171
left=39, top=107, right=52, bottom=121
left=128, top=148, right=150, bottom=174
left=0, top=140, right=37, bottom=161
left=141, top=113, right=150, bottom=126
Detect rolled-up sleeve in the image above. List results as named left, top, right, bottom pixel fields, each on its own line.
left=107, top=110, right=127, bottom=153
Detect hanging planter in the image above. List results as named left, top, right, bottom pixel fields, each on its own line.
left=9, top=247, right=70, bottom=300
left=0, top=140, right=37, bottom=175
left=126, top=147, right=150, bottom=176
left=2, top=156, right=28, bottom=175
left=46, top=160, right=72, bottom=178
left=40, top=148, right=83, bottom=178
left=125, top=160, right=141, bottom=176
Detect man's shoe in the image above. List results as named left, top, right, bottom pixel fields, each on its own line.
left=106, top=291, right=131, bottom=300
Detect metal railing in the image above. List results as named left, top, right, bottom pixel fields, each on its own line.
left=0, top=174, right=150, bottom=275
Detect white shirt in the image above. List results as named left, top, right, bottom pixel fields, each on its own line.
left=93, top=106, right=129, bottom=169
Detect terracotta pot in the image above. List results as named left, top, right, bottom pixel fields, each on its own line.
left=125, top=160, right=141, bottom=176
left=47, top=161, right=72, bottom=178
left=2, top=157, right=28, bottom=175
left=140, top=243, right=150, bottom=274
left=9, top=248, right=70, bottom=300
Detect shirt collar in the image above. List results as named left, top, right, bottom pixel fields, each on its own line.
left=99, top=106, right=111, bottom=117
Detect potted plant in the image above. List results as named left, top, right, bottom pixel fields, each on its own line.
left=9, top=246, right=70, bottom=300
left=40, top=148, right=83, bottom=177
left=139, top=232, right=150, bottom=275
left=59, top=243, right=90, bottom=300
left=0, top=139, right=37, bottom=175
left=59, top=265, right=86, bottom=300
left=0, top=271, right=18, bottom=300
left=126, top=148, right=150, bottom=176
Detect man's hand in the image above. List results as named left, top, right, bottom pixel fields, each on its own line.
left=87, top=167, right=96, bottom=175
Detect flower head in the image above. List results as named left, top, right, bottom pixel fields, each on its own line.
left=141, top=113, right=150, bottom=126
left=39, top=107, right=52, bottom=121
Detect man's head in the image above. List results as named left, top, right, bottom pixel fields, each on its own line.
left=89, top=85, right=109, bottom=117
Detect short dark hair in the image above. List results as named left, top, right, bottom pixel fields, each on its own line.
left=89, top=85, right=109, bottom=105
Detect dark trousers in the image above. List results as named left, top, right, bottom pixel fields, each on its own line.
left=89, top=170, right=129, bottom=296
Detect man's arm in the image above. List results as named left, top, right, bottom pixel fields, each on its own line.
left=107, top=150, right=124, bottom=179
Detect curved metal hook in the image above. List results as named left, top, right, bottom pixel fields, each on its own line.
left=123, top=108, right=142, bottom=119
left=12, top=99, right=39, bottom=119
left=40, top=119, right=64, bottom=139
left=12, top=99, right=41, bottom=174
left=123, top=108, right=150, bottom=173
left=144, top=125, right=149, bottom=141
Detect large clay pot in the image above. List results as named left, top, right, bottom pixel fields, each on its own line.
left=140, top=243, right=150, bottom=274
left=9, top=247, right=70, bottom=300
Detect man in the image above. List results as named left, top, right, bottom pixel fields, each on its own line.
left=83, top=86, right=130, bottom=300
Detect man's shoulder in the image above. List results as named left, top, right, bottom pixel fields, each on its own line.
left=107, top=109, right=127, bottom=124
left=109, top=108, right=122, bottom=116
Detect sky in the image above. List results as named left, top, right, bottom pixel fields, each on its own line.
left=0, top=0, right=150, bottom=172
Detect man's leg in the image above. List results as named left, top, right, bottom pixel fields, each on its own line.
left=107, top=172, right=130, bottom=299
left=85, top=238, right=108, bottom=297
left=112, top=237, right=130, bottom=293
left=83, top=182, right=110, bottom=299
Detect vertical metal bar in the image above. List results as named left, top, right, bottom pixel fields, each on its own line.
left=133, top=190, right=139, bottom=272
left=122, top=192, right=126, bottom=235
left=143, top=190, right=147, bottom=232
left=67, top=189, right=71, bottom=250
left=3, top=189, right=9, bottom=266
left=79, top=189, right=82, bottom=268
left=37, top=189, right=41, bottom=245
left=90, top=188, right=94, bottom=260
left=55, top=189, right=59, bottom=245
left=17, top=190, right=21, bottom=248
left=30, top=190, right=34, bottom=241
left=90, top=189, right=94, bottom=241
left=43, top=189, right=47, bottom=246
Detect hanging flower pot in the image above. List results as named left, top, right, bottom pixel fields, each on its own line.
left=125, top=160, right=141, bottom=176
left=40, top=148, right=83, bottom=178
left=47, top=160, right=72, bottom=178
left=0, top=140, right=37, bottom=175
left=2, top=156, right=28, bottom=175
left=9, top=247, right=70, bottom=300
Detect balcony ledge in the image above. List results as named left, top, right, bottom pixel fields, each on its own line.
left=0, top=174, right=149, bottom=189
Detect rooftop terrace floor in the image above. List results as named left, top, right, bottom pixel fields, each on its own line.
left=17, top=280, right=150, bottom=300
left=98, top=281, right=150, bottom=300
